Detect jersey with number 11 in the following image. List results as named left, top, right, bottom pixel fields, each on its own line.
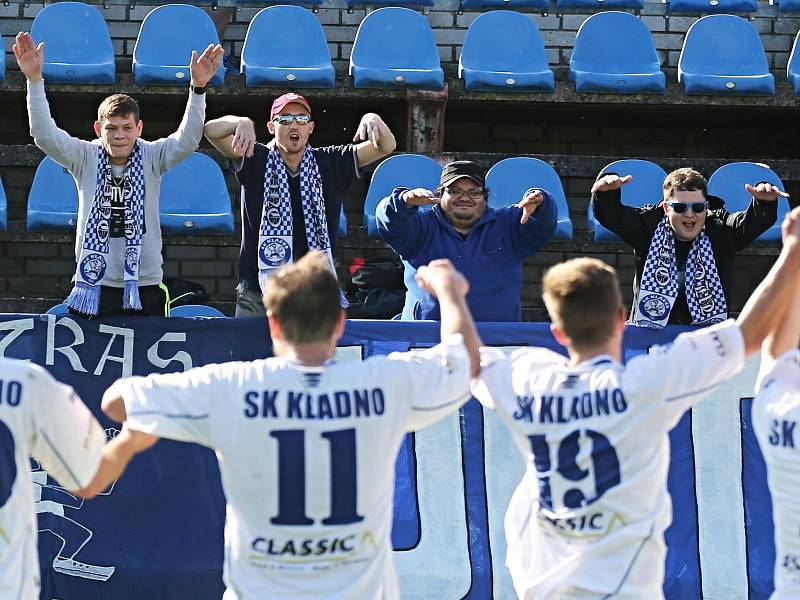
left=119, top=335, right=471, bottom=600
left=472, top=320, right=745, bottom=598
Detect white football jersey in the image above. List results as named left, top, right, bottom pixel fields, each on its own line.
left=117, top=334, right=471, bottom=600
left=752, top=349, right=800, bottom=600
left=0, top=358, right=105, bottom=600
left=472, top=320, right=745, bottom=599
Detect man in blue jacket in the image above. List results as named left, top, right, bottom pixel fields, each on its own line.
left=377, top=160, right=557, bottom=321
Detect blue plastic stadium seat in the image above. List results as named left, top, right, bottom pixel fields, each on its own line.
left=559, top=0, right=643, bottom=8
left=350, top=8, right=444, bottom=90
left=778, top=0, right=800, bottom=11
left=588, top=159, right=668, bottom=242
left=461, top=0, right=547, bottom=7
left=30, top=2, right=115, bottom=84
left=0, top=178, right=6, bottom=231
left=0, top=44, right=5, bottom=82
left=788, top=31, right=800, bottom=93
left=133, top=4, right=224, bottom=86
left=485, top=157, right=573, bottom=241
left=570, top=12, right=665, bottom=94
left=27, top=157, right=79, bottom=231
left=339, top=206, right=348, bottom=238
left=678, top=15, right=774, bottom=96
left=365, top=154, right=442, bottom=238
left=459, top=11, right=554, bottom=93
left=170, top=304, right=225, bottom=317
left=707, top=162, right=786, bottom=243
left=45, top=302, right=70, bottom=316
left=669, top=0, right=756, bottom=12
left=160, top=153, right=234, bottom=234
left=241, top=6, right=334, bottom=88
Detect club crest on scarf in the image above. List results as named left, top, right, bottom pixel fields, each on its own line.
left=257, top=145, right=348, bottom=307
left=634, top=217, right=727, bottom=328
left=66, top=141, right=145, bottom=316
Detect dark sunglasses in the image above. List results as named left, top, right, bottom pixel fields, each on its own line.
left=273, top=114, right=312, bottom=125
left=668, top=201, right=707, bottom=214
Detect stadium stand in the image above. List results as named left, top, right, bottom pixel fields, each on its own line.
left=707, top=162, right=787, bottom=242
left=133, top=4, right=224, bottom=86
left=350, top=7, right=444, bottom=90
left=0, top=42, right=5, bottom=82
left=347, top=0, right=434, bottom=6
left=0, top=177, right=6, bottom=231
left=159, top=152, right=234, bottom=235
left=668, top=0, right=757, bottom=12
left=26, top=157, right=78, bottom=232
left=241, top=5, right=335, bottom=88
left=29, top=2, right=115, bottom=84
left=458, top=11, right=554, bottom=93
left=569, top=12, right=665, bottom=94
left=777, top=0, right=800, bottom=11
left=364, top=154, right=443, bottom=237
left=678, top=14, right=775, bottom=95
left=485, top=157, right=573, bottom=240
left=788, top=31, right=800, bottom=93
left=169, top=304, right=226, bottom=317
left=587, top=159, right=668, bottom=242
left=460, top=0, right=548, bottom=12
left=558, top=0, right=644, bottom=9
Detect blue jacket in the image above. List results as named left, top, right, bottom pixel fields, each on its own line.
left=376, top=188, right=557, bottom=321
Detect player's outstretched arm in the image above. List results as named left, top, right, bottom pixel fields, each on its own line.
left=415, top=259, right=482, bottom=377
left=737, top=206, right=800, bottom=356
left=76, top=425, right=158, bottom=499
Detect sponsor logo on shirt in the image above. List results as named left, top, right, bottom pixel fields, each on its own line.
left=248, top=531, right=377, bottom=567
left=538, top=510, right=627, bottom=539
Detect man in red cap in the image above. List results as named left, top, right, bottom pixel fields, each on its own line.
left=204, top=93, right=396, bottom=317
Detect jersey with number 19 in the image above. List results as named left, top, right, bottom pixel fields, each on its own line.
left=472, top=320, right=745, bottom=599
left=116, top=335, right=471, bottom=600
left=752, top=349, right=800, bottom=600
left=0, top=358, right=105, bottom=600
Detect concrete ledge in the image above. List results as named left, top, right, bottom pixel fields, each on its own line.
left=1, top=71, right=798, bottom=109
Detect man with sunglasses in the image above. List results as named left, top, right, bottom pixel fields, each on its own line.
left=376, top=160, right=557, bottom=320
left=203, top=93, right=396, bottom=317
left=591, top=167, right=784, bottom=327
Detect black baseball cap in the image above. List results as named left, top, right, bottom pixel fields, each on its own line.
left=439, top=161, right=486, bottom=189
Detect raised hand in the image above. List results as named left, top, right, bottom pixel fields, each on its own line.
left=231, top=118, right=256, bottom=158
left=781, top=205, right=800, bottom=246
left=517, top=189, right=543, bottom=224
left=746, top=182, right=790, bottom=203
left=401, top=188, right=441, bottom=207
left=353, top=113, right=390, bottom=150
left=591, top=174, right=633, bottom=194
left=13, top=32, right=44, bottom=83
left=189, top=43, right=224, bottom=88
left=415, top=259, right=470, bottom=299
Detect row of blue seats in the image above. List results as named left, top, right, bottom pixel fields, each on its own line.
left=1, top=3, right=798, bottom=95
left=361, top=155, right=789, bottom=242
left=0, top=152, right=347, bottom=237
left=0, top=154, right=786, bottom=241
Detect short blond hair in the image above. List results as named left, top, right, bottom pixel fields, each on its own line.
left=542, top=258, right=622, bottom=349
left=97, top=94, right=140, bottom=123
left=263, top=251, right=341, bottom=344
left=662, top=168, right=707, bottom=200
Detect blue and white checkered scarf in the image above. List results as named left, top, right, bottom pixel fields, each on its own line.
left=634, top=217, right=727, bottom=328
left=257, top=145, right=346, bottom=306
left=66, top=141, right=145, bottom=316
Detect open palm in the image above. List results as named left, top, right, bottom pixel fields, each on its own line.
left=13, top=32, right=44, bottom=82
left=189, top=43, right=224, bottom=88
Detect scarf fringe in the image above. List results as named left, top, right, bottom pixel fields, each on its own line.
left=123, top=280, right=142, bottom=310
left=65, top=282, right=100, bottom=317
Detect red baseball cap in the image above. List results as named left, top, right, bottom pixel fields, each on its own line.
left=270, top=93, right=312, bottom=120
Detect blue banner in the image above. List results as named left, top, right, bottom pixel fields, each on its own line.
left=0, top=314, right=768, bottom=599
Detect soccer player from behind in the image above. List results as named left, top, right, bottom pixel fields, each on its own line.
left=78, top=251, right=480, bottom=600
left=751, top=210, right=800, bottom=599
left=0, top=359, right=106, bottom=598
left=472, top=206, right=800, bottom=599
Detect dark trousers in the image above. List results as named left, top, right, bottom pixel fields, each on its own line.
left=68, top=284, right=168, bottom=319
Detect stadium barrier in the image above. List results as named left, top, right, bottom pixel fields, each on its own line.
left=0, top=314, right=772, bottom=599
